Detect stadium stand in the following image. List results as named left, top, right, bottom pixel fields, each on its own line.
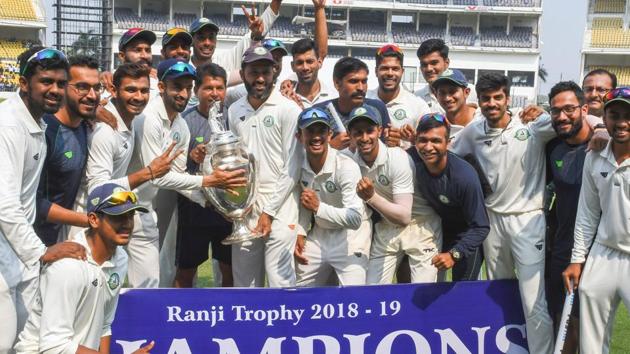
left=174, top=13, right=196, bottom=28
left=392, top=23, right=445, bottom=44
left=350, top=22, right=388, bottom=42
left=303, top=22, right=346, bottom=40
left=397, top=0, right=448, bottom=4
left=590, top=17, right=630, bottom=48
left=0, top=60, right=19, bottom=92
left=0, top=39, right=30, bottom=59
left=269, top=17, right=299, bottom=38
left=453, top=0, right=479, bottom=5
left=590, top=66, right=630, bottom=85
left=480, top=26, right=533, bottom=48
left=593, top=0, right=626, bottom=13
left=114, top=8, right=168, bottom=31
left=482, top=0, right=537, bottom=6
left=0, top=0, right=37, bottom=21
left=450, top=26, right=476, bottom=46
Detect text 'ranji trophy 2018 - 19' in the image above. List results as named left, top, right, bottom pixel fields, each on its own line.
left=201, top=131, right=259, bottom=245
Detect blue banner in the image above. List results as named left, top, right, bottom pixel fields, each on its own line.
left=111, top=280, right=528, bottom=354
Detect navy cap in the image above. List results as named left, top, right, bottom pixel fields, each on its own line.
left=298, top=107, right=332, bottom=129
left=162, top=27, right=193, bottom=47
left=87, top=183, right=148, bottom=215
left=189, top=17, right=219, bottom=35
left=242, top=45, right=275, bottom=65
left=431, top=68, right=468, bottom=89
left=262, top=38, right=288, bottom=56
left=119, top=28, right=157, bottom=51
left=157, top=59, right=196, bottom=82
left=347, top=104, right=382, bottom=128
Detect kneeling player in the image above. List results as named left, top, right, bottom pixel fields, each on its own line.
left=15, top=184, right=154, bottom=354
left=294, top=108, right=368, bottom=286
left=347, top=105, right=441, bottom=284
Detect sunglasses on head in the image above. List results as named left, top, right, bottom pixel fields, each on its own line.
left=93, top=190, right=138, bottom=212
left=376, top=44, right=402, bottom=57
left=160, top=61, right=196, bottom=81
left=262, top=39, right=283, bottom=50
left=604, top=87, right=630, bottom=103
left=166, top=27, right=188, bottom=36
left=301, top=107, right=329, bottom=120
left=419, top=113, right=450, bottom=127
left=20, top=48, right=67, bottom=76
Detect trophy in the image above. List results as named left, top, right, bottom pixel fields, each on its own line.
left=201, top=131, right=259, bottom=245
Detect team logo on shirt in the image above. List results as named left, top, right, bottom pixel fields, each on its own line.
left=555, top=160, right=563, bottom=169
left=483, top=140, right=492, bottom=146
left=377, top=174, right=390, bottom=186
left=439, top=194, right=450, bottom=204
left=393, top=109, right=407, bottom=121
left=172, top=132, right=181, bottom=143
left=601, top=172, right=609, bottom=178
left=91, top=278, right=98, bottom=287
left=195, top=136, right=204, bottom=143
left=325, top=180, right=337, bottom=193
left=64, top=151, right=73, bottom=159
left=123, top=142, right=129, bottom=150
left=535, top=241, right=544, bottom=251
left=33, top=153, right=40, bottom=160
left=514, top=128, right=530, bottom=141
left=108, top=273, right=121, bottom=290
left=263, top=115, right=274, bottom=127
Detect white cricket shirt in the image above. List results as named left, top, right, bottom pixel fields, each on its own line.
left=414, top=83, right=477, bottom=115
left=0, top=94, right=47, bottom=287
left=367, top=87, right=430, bottom=129
left=571, top=142, right=630, bottom=263
left=15, top=231, right=127, bottom=354
left=295, top=79, right=338, bottom=108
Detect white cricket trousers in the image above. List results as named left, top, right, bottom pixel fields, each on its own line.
left=367, top=215, right=442, bottom=284
left=579, top=242, right=630, bottom=354
left=232, top=218, right=298, bottom=288
left=484, top=209, right=553, bottom=354
left=0, top=266, right=38, bottom=354
left=126, top=210, right=160, bottom=288
left=296, top=219, right=372, bottom=286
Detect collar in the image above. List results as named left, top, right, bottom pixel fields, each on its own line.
left=11, top=93, right=45, bottom=134
left=152, top=95, right=176, bottom=124
left=302, top=146, right=337, bottom=176
left=295, top=79, right=331, bottom=102
left=354, top=140, right=387, bottom=169
left=380, top=87, right=408, bottom=107
left=74, top=230, right=119, bottom=269
left=600, top=140, right=630, bottom=168
left=105, top=101, right=131, bottom=133
left=240, top=89, right=283, bottom=113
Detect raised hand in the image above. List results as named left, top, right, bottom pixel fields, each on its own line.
left=148, top=142, right=183, bottom=179
left=242, top=4, right=264, bottom=39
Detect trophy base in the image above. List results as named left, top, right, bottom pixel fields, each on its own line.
left=221, top=219, right=261, bottom=245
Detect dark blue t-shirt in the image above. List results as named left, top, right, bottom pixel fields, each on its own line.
left=35, top=114, right=88, bottom=246
left=313, top=98, right=391, bottom=133
left=545, top=137, right=588, bottom=262
left=411, top=150, right=489, bottom=256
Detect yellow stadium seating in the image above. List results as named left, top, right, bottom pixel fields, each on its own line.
left=591, top=17, right=630, bottom=47
left=0, top=39, right=28, bottom=59
left=0, top=0, right=37, bottom=21
left=590, top=66, right=630, bottom=85
left=0, top=60, right=20, bottom=91
left=594, top=0, right=626, bottom=13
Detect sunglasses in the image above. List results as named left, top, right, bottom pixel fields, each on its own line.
left=166, top=27, right=188, bottom=37
left=301, top=108, right=329, bottom=120
left=419, top=113, right=450, bottom=127
left=376, top=44, right=402, bottom=57
left=94, top=190, right=138, bottom=212
left=604, top=87, right=630, bottom=103
left=20, top=48, right=67, bottom=76
left=160, top=61, right=196, bottom=81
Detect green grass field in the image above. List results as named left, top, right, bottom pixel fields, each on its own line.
left=196, top=260, right=630, bottom=352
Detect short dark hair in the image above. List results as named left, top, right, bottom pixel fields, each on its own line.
left=549, top=81, right=585, bottom=106
left=416, top=114, right=450, bottom=139
left=376, top=51, right=403, bottom=67
left=583, top=69, right=618, bottom=89
left=416, top=39, right=449, bottom=60
left=475, top=73, right=510, bottom=97
left=68, top=55, right=100, bottom=70
left=195, top=62, right=227, bottom=87
left=333, top=57, right=368, bottom=81
left=18, top=46, right=69, bottom=79
left=113, top=63, right=151, bottom=88
left=291, top=38, right=319, bottom=58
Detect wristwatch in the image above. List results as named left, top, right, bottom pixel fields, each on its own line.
left=449, top=249, right=462, bottom=262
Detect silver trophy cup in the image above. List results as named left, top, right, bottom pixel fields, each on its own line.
left=201, top=131, right=259, bottom=245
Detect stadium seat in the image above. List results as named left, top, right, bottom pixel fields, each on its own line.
left=480, top=26, right=534, bottom=48
left=482, top=0, right=537, bottom=7
left=450, top=26, right=476, bottom=46
left=392, top=23, right=445, bottom=45
left=453, top=0, right=479, bottom=5
left=0, top=0, right=38, bottom=21
left=114, top=7, right=168, bottom=32
left=350, top=22, right=388, bottom=43
left=591, top=17, right=630, bottom=48
left=593, top=0, right=626, bottom=13
left=0, top=59, right=20, bottom=92
left=174, top=13, right=197, bottom=28
left=268, top=17, right=299, bottom=38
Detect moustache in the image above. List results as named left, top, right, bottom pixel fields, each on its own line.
left=351, top=91, right=365, bottom=99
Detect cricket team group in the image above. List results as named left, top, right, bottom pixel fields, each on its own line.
left=0, top=0, right=628, bottom=353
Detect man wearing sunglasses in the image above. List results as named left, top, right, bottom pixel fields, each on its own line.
left=34, top=56, right=101, bottom=246
left=228, top=45, right=303, bottom=288
left=128, top=59, right=246, bottom=288
left=562, top=86, right=630, bottom=353
left=367, top=44, right=429, bottom=149
left=15, top=184, right=155, bottom=354
left=543, top=81, right=592, bottom=354
left=293, top=108, right=367, bottom=286
left=347, top=105, right=441, bottom=285
left=412, top=113, right=489, bottom=282
left=0, top=47, right=86, bottom=353
left=582, top=69, right=617, bottom=118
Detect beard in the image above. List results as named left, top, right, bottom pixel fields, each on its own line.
left=244, top=80, right=273, bottom=101
left=553, top=117, right=583, bottom=139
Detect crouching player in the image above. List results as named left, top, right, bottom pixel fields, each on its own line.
left=15, top=184, right=154, bottom=354
left=294, top=108, right=368, bottom=286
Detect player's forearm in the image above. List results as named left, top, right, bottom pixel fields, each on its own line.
left=367, top=193, right=412, bottom=226
left=152, top=171, right=203, bottom=191
left=315, top=203, right=362, bottom=230
left=47, top=204, right=89, bottom=228
left=98, top=336, right=111, bottom=354
left=314, top=5, right=328, bottom=59
left=0, top=201, right=46, bottom=266
left=127, top=166, right=153, bottom=190
left=453, top=225, right=490, bottom=256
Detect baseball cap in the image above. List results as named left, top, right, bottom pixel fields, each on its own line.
left=604, top=87, right=630, bottom=109
left=119, top=28, right=157, bottom=51
left=298, top=107, right=332, bottom=129
left=157, top=59, right=196, bottom=82
left=87, top=183, right=148, bottom=215
left=242, top=45, right=275, bottom=65
left=162, top=27, right=193, bottom=47
left=189, top=17, right=219, bottom=35
left=347, top=104, right=382, bottom=128
left=431, top=68, right=468, bottom=89
left=262, top=39, right=288, bottom=56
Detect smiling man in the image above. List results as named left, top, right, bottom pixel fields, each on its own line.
left=582, top=69, right=617, bottom=118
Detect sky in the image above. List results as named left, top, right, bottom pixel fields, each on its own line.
left=43, top=0, right=588, bottom=95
